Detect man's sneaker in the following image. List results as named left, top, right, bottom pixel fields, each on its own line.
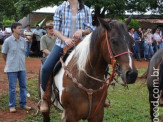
left=22, top=105, right=32, bottom=110
left=10, top=107, right=16, bottom=113
left=40, top=100, right=49, bottom=113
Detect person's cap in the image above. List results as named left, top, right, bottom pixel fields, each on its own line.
left=45, top=20, right=54, bottom=27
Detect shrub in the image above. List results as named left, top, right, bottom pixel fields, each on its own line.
left=120, top=18, right=141, bottom=30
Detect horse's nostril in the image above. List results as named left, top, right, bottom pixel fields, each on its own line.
left=126, top=70, right=138, bottom=84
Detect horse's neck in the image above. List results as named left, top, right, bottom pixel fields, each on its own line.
left=85, top=55, right=108, bottom=79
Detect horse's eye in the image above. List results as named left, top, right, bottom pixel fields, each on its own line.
left=111, top=39, right=117, bottom=45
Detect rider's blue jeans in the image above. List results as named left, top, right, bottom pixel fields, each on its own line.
left=41, top=45, right=63, bottom=91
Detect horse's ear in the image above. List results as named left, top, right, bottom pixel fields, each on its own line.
left=98, top=17, right=110, bottom=30
left=124, top=15, right=133, bottom=25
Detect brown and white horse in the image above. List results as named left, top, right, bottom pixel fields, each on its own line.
left=41, top=17, right=138, bottom=122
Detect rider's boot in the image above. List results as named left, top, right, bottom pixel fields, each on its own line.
left=40, top=75, right=53, bottom=113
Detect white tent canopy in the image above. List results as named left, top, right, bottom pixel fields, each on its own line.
left=33, top=6, right=58, bottom=14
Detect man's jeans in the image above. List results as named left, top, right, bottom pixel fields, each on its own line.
left=41, top=45, right=63, bottom=91
left=159, top=42, right=163, bottom=49
left=144, top=43, right=154, bottom=58
left=25, top=41, right=32, bottom=57
left=7, top=71, right=27, bottom=108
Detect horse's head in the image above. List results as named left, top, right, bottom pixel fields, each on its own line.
left=98, top=17, right=138, bottom=84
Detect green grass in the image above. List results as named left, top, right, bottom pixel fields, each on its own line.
left=104, top=80, right=150, bottom=122
left=1, top=68, right=163, bottom=122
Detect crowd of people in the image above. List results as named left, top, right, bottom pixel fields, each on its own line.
left=129, top=27, right=163, bottom=61
left=1, top=24, right=46, bottom=57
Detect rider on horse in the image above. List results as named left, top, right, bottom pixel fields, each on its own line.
left=40, top=0, right=94, bottom=113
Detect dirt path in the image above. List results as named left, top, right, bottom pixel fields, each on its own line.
left=0, top=55, right=148, bottom=122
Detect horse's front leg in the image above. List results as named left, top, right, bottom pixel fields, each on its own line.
left=87, top=108, right=104, bottom=122
left=62, top=110, right=79, bottom=122
left=42, top=112, right=50, bottom=122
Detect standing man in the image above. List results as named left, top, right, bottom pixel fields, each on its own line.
left=144, top=28, right=154, bottom=61
left=24, top=25, right=33, bottom=57
left=134, top=27, right=143, bottom=61
left=40, top=20, right=56, bottom=58
left=33, top=25, right=46, bottom=57
left=1, top=22, right=31, bottom=113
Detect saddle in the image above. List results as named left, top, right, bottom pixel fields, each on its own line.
left=53, top=47, right=74, bottom=76
left=53, top=39, right=81, bottom=76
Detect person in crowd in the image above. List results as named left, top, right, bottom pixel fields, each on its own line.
left=40, top=20, right=56, bottom=58
left=153, top=28, right=162, bottom=52
left=144, top=28, right=154, bottom=61
left=161, top=30, right=163, bottom=49
left=2, top=26, right=7, bottom=42
left=39, top=0, right=94, bottom=112
left=24, top=25, right=33, bottom=57
left=1, top=22, right=32, bottom=113
left=128, top=27, right=136, bottom=58
left=33, top=25, right=46, bottom=57
left=128, top=27, right=135, bottom=38
left=134, top=27, right=143, bottom=61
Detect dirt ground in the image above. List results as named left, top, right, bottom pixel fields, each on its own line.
left=0, top=55, right=148, bottom=122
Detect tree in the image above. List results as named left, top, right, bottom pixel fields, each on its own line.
left=0, top=0, right=162, bottom=25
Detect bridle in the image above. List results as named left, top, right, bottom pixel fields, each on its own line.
left=89, top=31, right=132, bottom=118
left=105, top=31, right=132, bottom=64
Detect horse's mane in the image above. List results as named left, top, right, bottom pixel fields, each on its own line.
left=74, top=26, right=104, bottom=72
left=74, top=33, right=92, bottom=72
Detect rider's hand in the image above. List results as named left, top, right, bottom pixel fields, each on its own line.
left=73, top=30, right=83, bottom=40
left=64, top=38, right=74, bottom=47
